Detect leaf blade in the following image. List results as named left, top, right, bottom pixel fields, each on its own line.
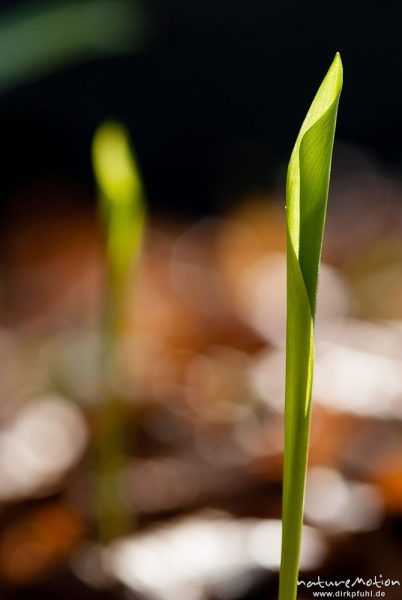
left=279, top=53, right=342, bottom=600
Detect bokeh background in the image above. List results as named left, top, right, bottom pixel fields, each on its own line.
left=0, top=1, right=401, bottom=599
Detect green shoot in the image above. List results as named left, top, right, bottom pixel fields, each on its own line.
left=92, top=122, right=145, bottom=543
left=279, top=54, right=343, bottom=600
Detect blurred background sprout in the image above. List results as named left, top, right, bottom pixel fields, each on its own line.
left=92, top=121, right=145, bottom=544
left=0, top=0, right=150, bottom=94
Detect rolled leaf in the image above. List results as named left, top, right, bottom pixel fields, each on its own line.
left=279, top=53, right=342, bottom=600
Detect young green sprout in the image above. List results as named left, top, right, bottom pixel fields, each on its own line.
left=279, top=54, right=343, bottom=600
left=92, top=122, right=145, bottom=543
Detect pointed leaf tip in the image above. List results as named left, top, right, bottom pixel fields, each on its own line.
left=286, top=54, right=343, bottom=313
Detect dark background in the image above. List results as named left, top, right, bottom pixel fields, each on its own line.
left=0, top=0, right=400, bottom=214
